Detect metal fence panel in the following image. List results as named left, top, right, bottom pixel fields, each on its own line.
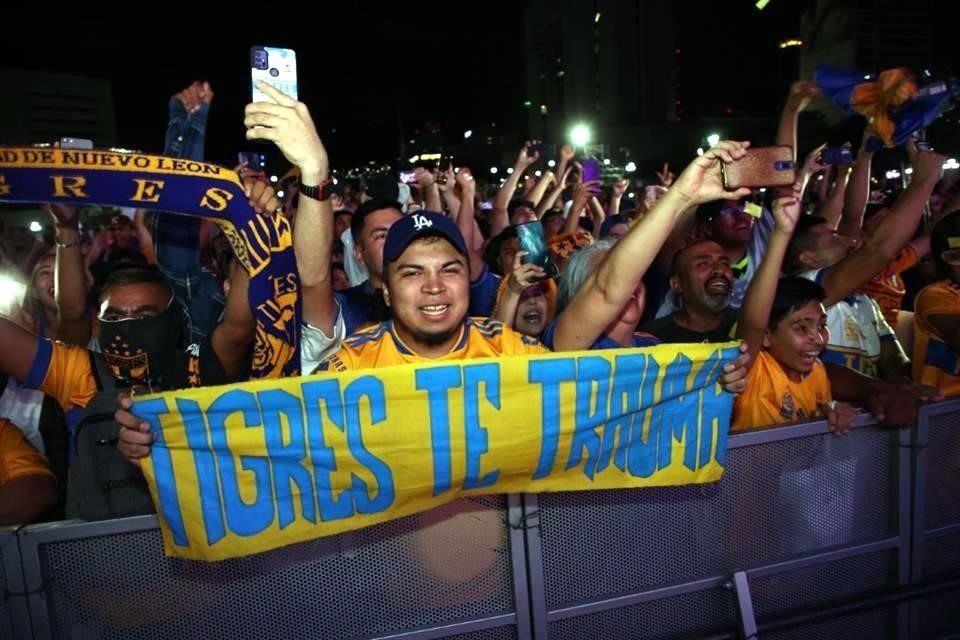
left=532, top=422, right=896, bottom=615
left=751, top=549, right=898, bottom=639
left=911, top=400, right=960, bottom=640
left=922, top=405, right=960, bottom=531
left=0, top=528, right=31, bottom=640
left=19, top=497, right=520, bottom=640
left=762, top=607, right=897, bottom=640
left=545, top=585, right=738, bottom=640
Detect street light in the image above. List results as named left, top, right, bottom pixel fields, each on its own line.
left=569, top=123, right=591, bottom=148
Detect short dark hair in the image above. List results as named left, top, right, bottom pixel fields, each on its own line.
left=508, top=199, right=535, bottom=218
left=484, top=226, right=518, bottom=275
left=350, top=198, right=402, bottom=242
left=769, top=276, right=826, bottom=330
left=669, top=239, right=721, bottom=277
left=99, top=265, right=171, bottom=300
left=932, top=209, right=960, bottom=280
left=784, top=215, right=829, bottom=275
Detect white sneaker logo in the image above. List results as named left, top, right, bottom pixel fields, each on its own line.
left=412, top=214, right=433, bottom=231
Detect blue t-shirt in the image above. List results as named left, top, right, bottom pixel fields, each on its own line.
left=541, top=319, right=660, bottom=351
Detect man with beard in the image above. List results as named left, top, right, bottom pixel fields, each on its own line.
left=641, top=240, right=739, bottom=343
left=654, top=198, right=773, bottom=319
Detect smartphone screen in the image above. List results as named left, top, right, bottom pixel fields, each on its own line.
left=251, top=46, right=298, bottom=102
left=515, top=221, right=558, bottom=279
left=399, top=170, right=417, bottom=184
left=238, top=151, right=265, bottom=171
left=580, top=159, right=600, bottom=183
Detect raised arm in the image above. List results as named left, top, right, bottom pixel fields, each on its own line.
left=552, top=141, right=752, bottom=351
left=838, top=134, right=875, bottom=238
left=820, top=147, right=943, bottom=306
left=563, top=182, right=594, bottom=235
left=537, top=168, right=570, bottom=217
left=47, top=203, right=91, bottom=345
left=453, top=169, right=486, bottom=279
left=608, top=179, right=629, bottom=217
left=415, top=167, right=442, bottom=213
left=526, top=171, right=555, bottom=208
left=245, top=81, right=336, bottom=335
left=776, top=81, right=819, bottom=161
left=555, top=144, right=575, bottom=184
left=821, top=165, right=852, bottom=230
left=438, top=166, right=461, bottom=219
left=490, top=141, right=540, bottom=237
left=0, top=317, right=41, bottom=383
left=737, top=195, right=802, bottom=364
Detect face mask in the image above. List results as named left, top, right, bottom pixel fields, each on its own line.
left=99, top=300, right=184, bottom=387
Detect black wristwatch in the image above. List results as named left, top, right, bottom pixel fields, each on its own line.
left=299, top=178, right=336, bottom=202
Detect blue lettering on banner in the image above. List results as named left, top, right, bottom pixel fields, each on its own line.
left=627, top=355, right=660, bottom=478
left=208, top=390, right=274, bottom=537
left=137, top=398, right=191, bottom=548
left=695, top=351, right=724, bottom=468
left=342, top=376, right=394, bottom=514
left=177, top=398, right=226, bottom=547
left=462, top=363, right=501, bottom=490
left=259, top=389, right=316, bottom=528
left=415, top=366, right=462, bottom=496
left=301, top=379, right=353, bottom=522
left=567, top=356, right=612, bottom=479
left=529, top=358, right=577, bottom=479
left=658, top=354, right=695, bottom=471
left=595, top=354, right=646, bottom=475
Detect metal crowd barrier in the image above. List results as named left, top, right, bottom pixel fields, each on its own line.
left=910, top=398, right=960, bottom=640
left=523, top=415, right=911, bottom=639
left=4, top=405, right=960, bottom=639
left=1, top=526, right=31, bottom=640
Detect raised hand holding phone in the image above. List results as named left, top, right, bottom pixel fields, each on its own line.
left=244, top=82, right=327, bottom=184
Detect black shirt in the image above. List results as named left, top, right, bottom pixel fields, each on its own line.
left=641, top=308, right=739, bottom=344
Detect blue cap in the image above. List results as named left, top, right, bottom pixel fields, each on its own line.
left=383, top=211, right=468, bottom=263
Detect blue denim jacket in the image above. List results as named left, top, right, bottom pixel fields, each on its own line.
left=153, top=97, right=224, bottom=342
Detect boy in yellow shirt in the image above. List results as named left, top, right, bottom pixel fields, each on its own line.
left=732, top=195, right=856, bottom=432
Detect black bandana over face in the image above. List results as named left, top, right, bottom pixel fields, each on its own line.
left=99, top=302, right=184, bottom=387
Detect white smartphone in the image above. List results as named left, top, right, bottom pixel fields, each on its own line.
left=250, top=46, right=298, bottom=102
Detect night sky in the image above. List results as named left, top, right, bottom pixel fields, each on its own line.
left=5, top=9, right=525, bottom=170
left=5, top=4, right=955, bottom=175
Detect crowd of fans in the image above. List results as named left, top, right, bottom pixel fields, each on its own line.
left=0, top=75, right=957, bottom=527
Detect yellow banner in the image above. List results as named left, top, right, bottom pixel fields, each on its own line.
left=138, top=343, right=739, bottom=561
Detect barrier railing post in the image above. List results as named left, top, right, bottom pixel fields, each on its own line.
left=520, top=493, right=548, bottom=640
left=1, top=528, right=31, bottom=640
left=507, top=493, right=533, bottom=639
left=909, top=401, right=935, bottom=640
left=896, top=424, right=914, bottom=640
left=730, top=571, right=757, bottom=639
